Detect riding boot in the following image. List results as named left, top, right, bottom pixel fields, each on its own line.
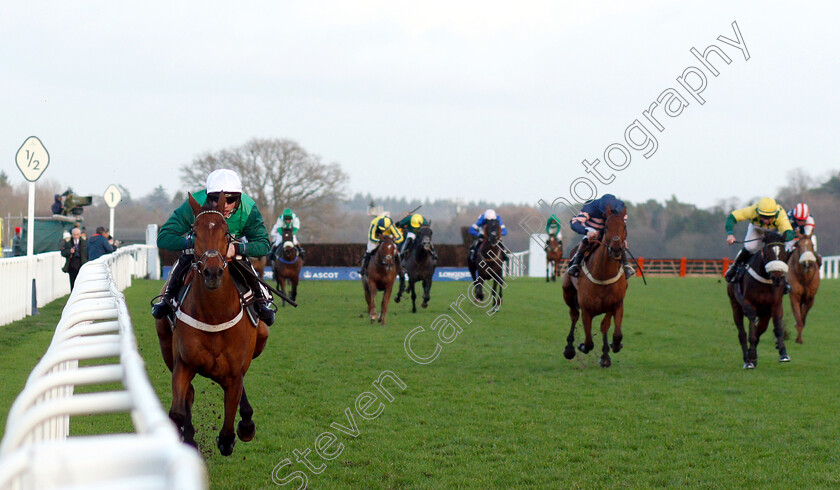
left=296, top=244, right=306, bottom=259
left=621, top=251, right=635, bottom=278
left=725, top=248, right=751, bottom=283
left=152, top=254, right=192, bottom=319
left=267, top=244, right=277, bottom=263
left=783, top=279, right=791, bottom=295
left=429, top=245, right=438, bottom=260
left=360, top=251, right=373, bottom=275
left=237, top=259, right=276, bottom=326
left=566, top=238, right=589, bottom=278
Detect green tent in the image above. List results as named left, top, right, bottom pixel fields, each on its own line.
left=21, top=216, right=78, bottom=254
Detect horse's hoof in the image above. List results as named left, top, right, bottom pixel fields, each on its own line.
left=217, top=435, right=236, bottom=456
left=422, top=302, right=428, bottom=309
left=743, top=362, right=755, bottom=369
left=795, top=338, right=803, bottom=344
left=779, top=354, right=791, bottom=362
left=577, top=343, right=591, bottom=354
left=394, top=296, right=401, bottom=303
left=599, top=357, right=612, bottom=368
left=563, top=345, right=576, bottom=360
left=610, top=342, right=623, bottom=353
left=237, top=420, right=256, bottom=442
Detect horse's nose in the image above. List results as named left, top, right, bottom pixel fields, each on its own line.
left=203, top=266, right=224, bottom=288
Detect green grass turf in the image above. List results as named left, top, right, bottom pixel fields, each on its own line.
left=2, top=276, right=839, bottom=488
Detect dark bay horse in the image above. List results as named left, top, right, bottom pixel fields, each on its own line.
left=546, top=236, right=563, bottom=282
left=787, top=235, right=820, bottom=344
left=472, top=219, right=506, bottom=312
left=273, top=228, right=302, bottom=305
left=727, top=231, right=790, bottom=368
left=395, top=226, right=437, bottom=313
left=561, top=206, right=628, bottom=368
left=154, top=192, right=269, bottom=455
left=363, top=235, right=398, bottom=325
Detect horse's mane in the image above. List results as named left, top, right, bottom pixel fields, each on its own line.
left=764, top=231, right=784, bottom=243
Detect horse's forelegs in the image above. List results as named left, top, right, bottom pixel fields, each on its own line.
left=410, top=280, right=417, bottom=314
left=380, top=283, right=394, bottom=326
left=563, top=294, right=580, bottom=359
left=422, top=278, right=431, bottom=309
left=790, top=296, right=805, bottom=344
left=395, top=271, right=405, bottom=303
left=798, top=297, right=815, bottom=343
left=237, top=386, right=256, bottom=442
left=748, top=315, right=769, bottom=366
left=546, top=263, right=550, bottom=282
left=170, top=363, right=197, bottom=448
left=599, top=313, right=613, bottom=368
left=290, top=276, right=299, bottom=302
left=610, top=302, right=624, bottom=353
left=578, top=310, right=595, bottom=354
left=218, top=377, right=244, bottom=456
left=364, top=280, right=377, bottom=323
left=773, top=304, right=790, bottom=362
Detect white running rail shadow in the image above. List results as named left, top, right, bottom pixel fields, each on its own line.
left=0, top=249, right=206, bottom=489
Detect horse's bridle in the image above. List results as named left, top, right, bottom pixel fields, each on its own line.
left=193, top=210, right=232, bottom=273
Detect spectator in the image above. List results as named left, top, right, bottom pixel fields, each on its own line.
left=51, top=194, right=64, bottom=215
left=88, top=226, right=118, bottom=260
left=11, top=227, right=24, bottom=256
left=60, top=227, right=88, bottom=291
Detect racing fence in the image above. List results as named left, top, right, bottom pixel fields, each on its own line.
left=0, top=239, right=206, bottom=489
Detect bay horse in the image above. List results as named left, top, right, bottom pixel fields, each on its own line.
left=545, top=236, right=563, bottom=282
left=727, top=231, right=790, bottom=368
left=395, top=226, right=437, bottom=313
left=561, top=206, right=628, bottom=368
left=472, top=219, right=506, bottom=312
left=154, top=192, right=269, bottom=455
left=272, top=228, right=303, bottom=306
left=787, top=235, right=820, bottom=344
left=362, top=235, right=398, bottom=325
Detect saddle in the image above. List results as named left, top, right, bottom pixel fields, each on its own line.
left=166, top=261, right=261, bottom=328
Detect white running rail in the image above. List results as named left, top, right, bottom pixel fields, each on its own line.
left=0, top=248, right=207, bottom=489
left=820, top=255, right=840, bottom=279
left=504, top=251, right=529, bottom=278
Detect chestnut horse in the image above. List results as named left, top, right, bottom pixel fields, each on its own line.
left=472, top=219, right=506, bottom=312
left=273, top=228, right=303, bottom=306
left=363, top=235, right=398, bottom=325
left=395, top=226, right=437, bottom=313
left=154, top=192, right=269, bottom=455
left=545, top=236, right=563, bottom=282
left=727, top=231, right=790, bottom=369
left=787, top=235, right=820, bottom=344
left=561, top=206, right=628, bottom=368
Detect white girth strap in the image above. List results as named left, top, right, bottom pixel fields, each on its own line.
left=581, top=261, right=623, bottom=285
left=176, top=307, right=244, bottom=332
left=745, top=266, right=773, bottom=284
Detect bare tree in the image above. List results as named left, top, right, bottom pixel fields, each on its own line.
left=180, top=138, right=349, bottom=225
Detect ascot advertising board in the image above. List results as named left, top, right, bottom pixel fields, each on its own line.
left=162, top=267, right=473, bottom=281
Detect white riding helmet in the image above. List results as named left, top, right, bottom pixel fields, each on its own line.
left=206, top=169, right=243, bottom=194
left=484, top=209, right=497, bottom=220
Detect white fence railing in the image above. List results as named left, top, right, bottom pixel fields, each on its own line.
left=504, top=251, right=529, bottom=278
left=820, top=255, right=840, bottom=279
left=0, top=243, right=206, bottom=489
left=0, top=225, right=161, bottom=328
left=0, top=253, right=70, bottom=327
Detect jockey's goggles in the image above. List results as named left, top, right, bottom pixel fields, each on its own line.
left=207, top=192, right=241, bottom=205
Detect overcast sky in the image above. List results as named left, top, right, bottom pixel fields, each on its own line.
left=2, top=1, right=837, bottom=209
